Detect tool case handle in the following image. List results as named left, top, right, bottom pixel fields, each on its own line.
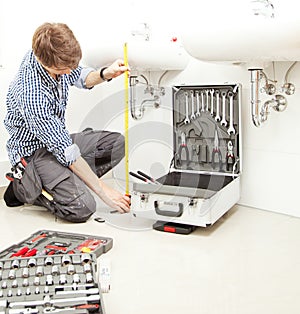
left=154, top=200, right=183, bottom=217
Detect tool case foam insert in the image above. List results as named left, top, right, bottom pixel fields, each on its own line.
left=0, top=230, right=113, bottom=313
left=131, top=84, right=242, bottom=228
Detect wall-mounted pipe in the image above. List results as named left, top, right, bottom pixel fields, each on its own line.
left=129, top=73, right=165, bottom=120
left=250, top=69, right=263, bottom=127
left=249, top=68, right=288, bottom=127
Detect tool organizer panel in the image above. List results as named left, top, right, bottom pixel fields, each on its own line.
left=0, top=253, right=104, bottom=313
left=131, top=84, right=242, bottom=230
left=173, top=84, right=240, bottom=173
left=0, top=230, right=113, bottom=260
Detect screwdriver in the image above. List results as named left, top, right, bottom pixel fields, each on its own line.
left=137, top=170, right=160, bottom=185
left=129, top=171, right=155, bottom=184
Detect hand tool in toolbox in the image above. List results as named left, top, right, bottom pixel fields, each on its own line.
left=129, top=171, right=154, bottom=185
left=0, top=230, right=113, bottom=260
left=211, top=125, right=222, bottom=171
left=137, top=171, right=160, bottom=185
left=131, top=84, right=242, bottom=232
left=0, top=253, right=105, bottom=314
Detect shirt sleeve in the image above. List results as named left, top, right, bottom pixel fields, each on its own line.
left=68, top=66, right=95, bottom=89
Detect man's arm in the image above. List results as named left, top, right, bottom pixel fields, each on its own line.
left=85, top=59, right=130, bottom=88
left=69, top=156, right=130, bottom=213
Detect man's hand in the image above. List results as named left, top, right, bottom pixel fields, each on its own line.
left=99, top=180, right=130, bottom=213
left=103, top=59, right=131, bottom=80
left=70, top=156, right=130, bottom=213
left=84, top=59, right=130, bottom=88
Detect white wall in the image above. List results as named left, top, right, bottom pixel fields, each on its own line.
left=0, top=0, right=299, bottom=217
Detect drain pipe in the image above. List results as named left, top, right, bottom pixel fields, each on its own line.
left=249, top=68, right=288, bottom=127
left=129, top=76, right=141, bottom=120
left=249, top=68, right=263, bottom=127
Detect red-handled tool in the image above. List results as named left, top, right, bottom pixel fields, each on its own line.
left=23, top=248, right=38, bottom=257
left=28, top=233, right=47, bottom=244
left=10, top=246, right=29, bottom=257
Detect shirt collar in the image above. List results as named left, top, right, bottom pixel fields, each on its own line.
left=30, top=50, right=60, bottom=87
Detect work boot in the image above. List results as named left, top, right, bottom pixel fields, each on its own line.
left=3, top=181, right=24, bottom=207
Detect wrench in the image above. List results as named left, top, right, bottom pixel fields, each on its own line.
left=210, top=89, right=214, bottom=115
left=9, top=295, right=100, bottom=308
left=205, top=90, right=209, bottom=111
left=200, top=91, right=205, bottom=112
left=56, top=288, right=99, bottom=296
left=184, top=92, right=190, bottom=124
left=227, top=91, right=236, bottom=135
left=195, top=91, right=201, bottom=117
left=221, top=91, right=227, bottom=127
left=215, top=90, right=221, bottom=121
left=190, top=91, right=196, bottom=120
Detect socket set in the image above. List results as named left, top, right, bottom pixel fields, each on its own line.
left=0, top=253, right=104, bottom=313
left=0, top=230, right=113, bottom=260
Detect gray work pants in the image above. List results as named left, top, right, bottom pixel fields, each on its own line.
left=12, top=128, right=125, bottom=223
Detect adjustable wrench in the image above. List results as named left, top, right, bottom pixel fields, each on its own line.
left=184, top=92, right=190, bottom=124
left=227, top=91, right=236, bottom=135
left=195, top=91, right=201, bottom=117
left=210, top=89, right=214, bottom=115
left=190, top=91, right=196, bottom=120
left=220, top=91, right=227, bottom=127
left=214, top=90, right=221, bottom=122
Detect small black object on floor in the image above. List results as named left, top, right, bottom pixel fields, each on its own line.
left=153, top=221, right=196, bottom=234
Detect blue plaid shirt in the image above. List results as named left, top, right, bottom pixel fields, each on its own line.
left=4, top=50, right=94, bottom=166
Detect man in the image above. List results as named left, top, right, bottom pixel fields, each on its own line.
left=3, top=22, right=131, bottom=222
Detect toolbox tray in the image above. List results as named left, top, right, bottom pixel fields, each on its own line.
left=134, top=172, right=234, bottom=198
left=0, top=253, right=105, bottom=314
left=0, top=230, right=113, bottom=260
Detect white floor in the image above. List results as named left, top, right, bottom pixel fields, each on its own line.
left=0, top=192, right=300, bottom=314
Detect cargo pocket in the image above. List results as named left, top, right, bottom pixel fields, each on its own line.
left=13, top=161, right=43, bottom=204
left=42, top=170, right=96, bottom=223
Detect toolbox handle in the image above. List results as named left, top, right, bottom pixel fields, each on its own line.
left=154, top=200, right=183, bottom=217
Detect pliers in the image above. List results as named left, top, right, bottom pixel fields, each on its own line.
left=226, top=140, right=235, bottom=171
left=178, top=131, right=190, bottom=166
left=211, top=126, right=222, bottom=170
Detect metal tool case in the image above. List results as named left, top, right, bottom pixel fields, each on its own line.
left=131, top=84, right=242, bottom=230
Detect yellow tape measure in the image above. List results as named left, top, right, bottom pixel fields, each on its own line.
left=124, top=43, right=129, bottom=196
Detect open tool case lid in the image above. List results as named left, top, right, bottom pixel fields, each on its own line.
left=132, top=83, right=242, bottom=198
left=172, top=84, right=242, bottom=176
left=0, top=230, right=113, bottom=260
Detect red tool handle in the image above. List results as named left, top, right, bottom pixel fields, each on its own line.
left=29, top=233, right=47, bottom=243
left=11, top=246, right=29, bottom=257
left=23, top=248, right=37, bottom=257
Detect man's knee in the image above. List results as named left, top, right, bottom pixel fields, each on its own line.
left=112, top=133, right=125, bottom=161
left=52, top=193, right=97, bottom=223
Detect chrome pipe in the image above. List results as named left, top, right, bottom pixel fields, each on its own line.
left=250, top=68, right=263, bottom=127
